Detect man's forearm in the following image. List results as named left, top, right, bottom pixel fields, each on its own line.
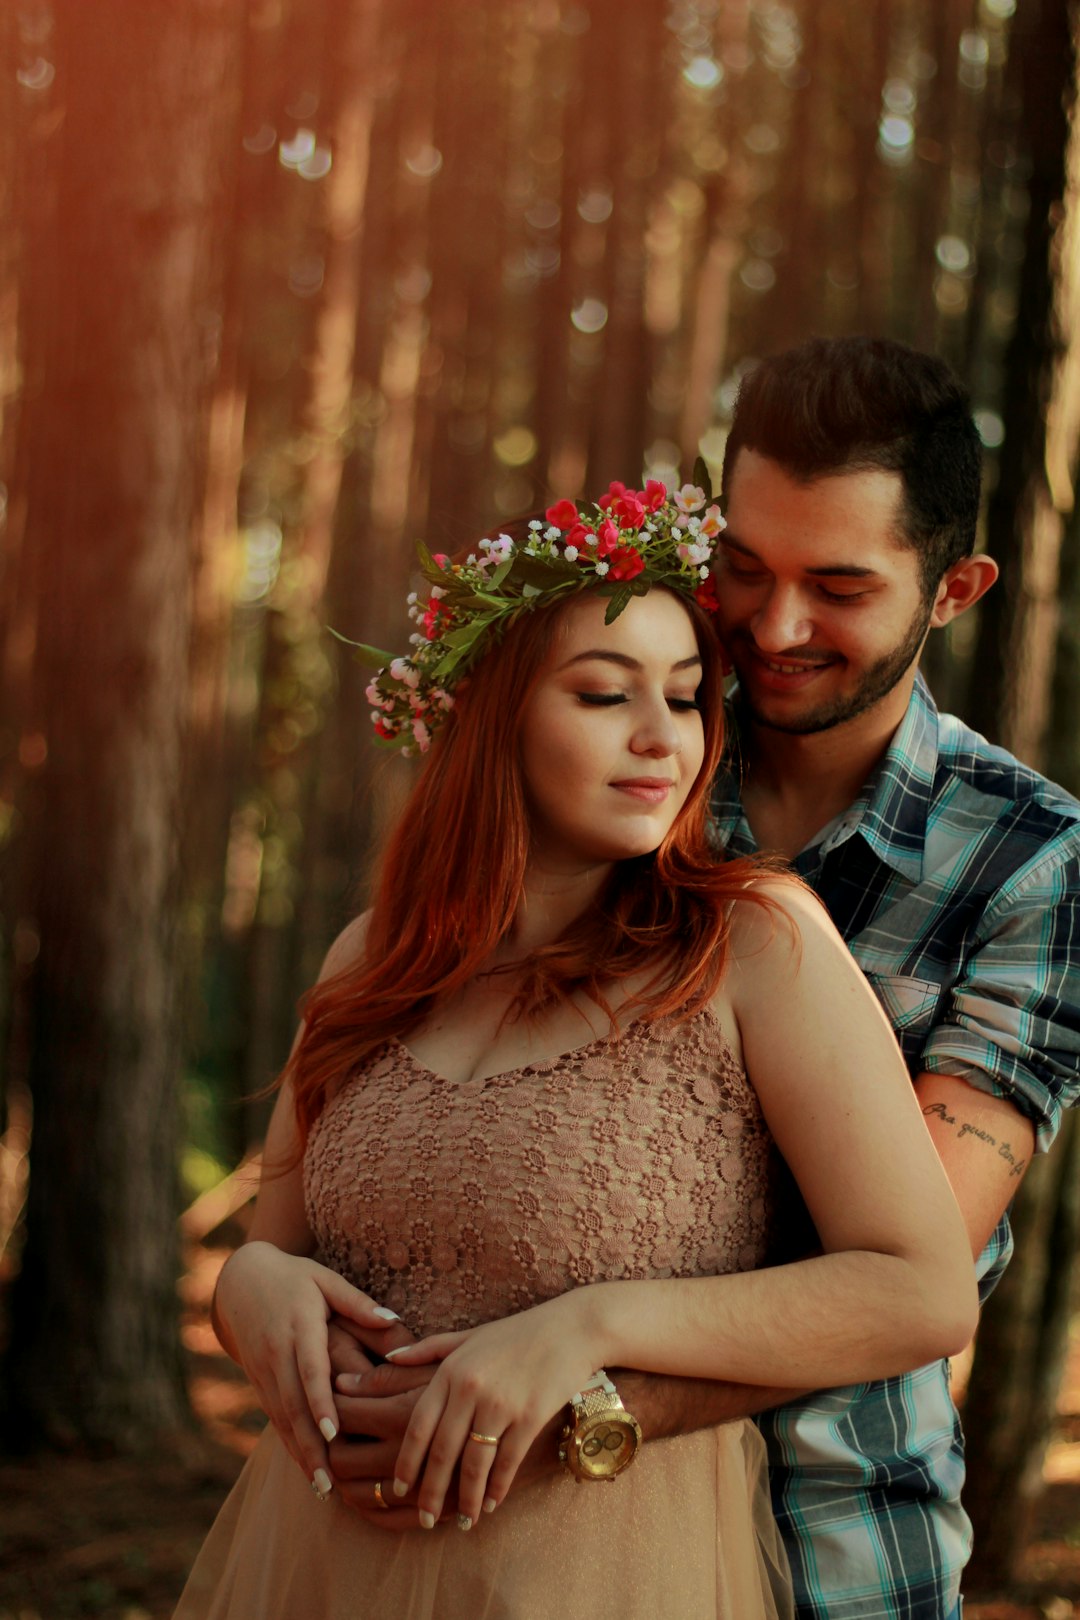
left=612, top=1369, right=810, bottom=1440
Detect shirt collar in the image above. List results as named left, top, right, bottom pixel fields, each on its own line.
left=714, top=674, right=939, bottom=882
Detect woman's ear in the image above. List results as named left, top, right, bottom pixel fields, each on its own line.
left=929, top=554, right=999, bottom=629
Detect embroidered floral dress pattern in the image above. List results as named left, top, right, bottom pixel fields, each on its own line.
left=304, top=1008, right=776, bottom=1337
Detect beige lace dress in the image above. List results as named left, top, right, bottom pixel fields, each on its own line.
left=175, top=1008, right=794, bottom=1619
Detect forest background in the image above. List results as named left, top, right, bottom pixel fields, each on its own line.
left=3, top=0, right=1080, bottom=1615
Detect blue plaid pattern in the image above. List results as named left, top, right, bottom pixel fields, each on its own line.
left=712, top=675, right=1080, bottom=1620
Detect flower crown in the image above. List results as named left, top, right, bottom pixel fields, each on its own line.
left=349, top=472, right=725, bottom=756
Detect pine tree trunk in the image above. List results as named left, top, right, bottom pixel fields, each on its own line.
left=1, top=0, right=243, bottom=1450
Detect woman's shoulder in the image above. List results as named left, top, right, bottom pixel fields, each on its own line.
left=318, top=911, right=371, bottom=982
left=723, top=873, right=854, bottom=1000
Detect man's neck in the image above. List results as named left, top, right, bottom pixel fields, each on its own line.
left=738, top=687, right=913, bottom=861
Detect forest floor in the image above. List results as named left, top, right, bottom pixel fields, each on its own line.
left=2, top=1241, right=1080, bottom=1619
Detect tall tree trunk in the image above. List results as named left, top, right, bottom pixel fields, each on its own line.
left=1, top=0, right=243, bottom=1450
left=966, top=0, right=1080, bottom=760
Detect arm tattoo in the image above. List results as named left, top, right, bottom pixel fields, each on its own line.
left=921, top=1101, right=1027, bottom=1179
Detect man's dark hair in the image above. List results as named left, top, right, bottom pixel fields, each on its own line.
left=721, top=336, right=982, bottom=594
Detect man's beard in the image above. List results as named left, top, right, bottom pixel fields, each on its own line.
left=733, top=601, right=934, bottom=736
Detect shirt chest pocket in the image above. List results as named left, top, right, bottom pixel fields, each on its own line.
left=863, top=973, right=944, bottom=1067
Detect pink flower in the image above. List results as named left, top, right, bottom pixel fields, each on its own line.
left=595, top=518, right=620, bottom=557
left=431, top=552, right=451, bottom=569
left=609, top=546, right=645, bottom=581
left=614, top=493, right=646, bottom=530
left=643, top=479, right=667, bottom=511
left=674, top=483, right=706, bottom=515
left=545, top=498, right=579, bottom=529
left=422, top=598, right=450, bottom=638
left=699, top=503, right=726, bottom=537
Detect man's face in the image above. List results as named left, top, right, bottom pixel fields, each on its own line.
left=714, top=449, right=934, bottom=736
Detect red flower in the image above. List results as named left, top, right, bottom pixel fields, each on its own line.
left=545, top=498, right=579, bottom=529
left=374, top=718, right=396, bottom=740
left=694, top=573, right=720, bottom=613
left=431, top=552, right=451, bottom=569
left=609, top=546, right=645, bottom=581
left=595, top=518, right=620, bottom=557
left=614, top=493, right=646, bottom=530
left=566, top=522, right=593, bottom=551
left=643, top=479, right=667, bottom=511
left=422, top=598, right=451, bottom=638
left=598, top=480, right=628, bottom=512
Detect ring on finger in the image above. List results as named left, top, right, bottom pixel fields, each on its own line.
left=468, top=1430, right=500, bottom=1447
left=374, top=1479, right=390, bottom=1510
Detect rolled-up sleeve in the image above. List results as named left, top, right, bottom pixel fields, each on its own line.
left=921, top=844, right=1080, bottom=1152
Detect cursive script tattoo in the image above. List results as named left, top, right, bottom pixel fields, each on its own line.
left=921, top=1101, right=1027, bottom=1178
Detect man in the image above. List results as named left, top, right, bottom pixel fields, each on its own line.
left=327, top=336, right=1080, bottom=1618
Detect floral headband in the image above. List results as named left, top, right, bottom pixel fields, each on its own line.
left=348, top=471, right=725, bottom=756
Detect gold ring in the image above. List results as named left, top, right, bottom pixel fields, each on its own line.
left=373, top=1478, right=390, bottom=1510
left=468, top=1430, right=500, bottom=1447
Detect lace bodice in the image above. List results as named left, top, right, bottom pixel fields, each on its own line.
left=304, top=1007, right=777, bottom=1338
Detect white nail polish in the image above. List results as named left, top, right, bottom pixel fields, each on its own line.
left=392, top=1477, right=409, bottom=1498
left=384, top=1346, right=404, bottom=1359
left=419, top=1509, right=436, bottom=1530
left=457, top=1514, right=473, bottom=1532
left=319, top=1417, right=338, bottom=1442
left=482, top=1496, right=497, bottom=1514
left=373, top=1305, right=400, bottom=1321
left=313, top=1468, right=333, bottom=1498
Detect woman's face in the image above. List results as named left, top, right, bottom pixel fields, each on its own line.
left=519, top=589, right=706, bottom=870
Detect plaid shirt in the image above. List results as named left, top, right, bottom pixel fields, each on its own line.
left=712, top=674, right=1080, bottom=1620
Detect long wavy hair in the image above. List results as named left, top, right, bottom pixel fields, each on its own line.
left=286, top=579, right=777, bottom=1140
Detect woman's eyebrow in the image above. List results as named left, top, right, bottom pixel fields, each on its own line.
left=557, top=649, right=703, bottom=673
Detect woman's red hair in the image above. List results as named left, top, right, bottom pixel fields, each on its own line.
left=287, top=583, right=778, bottom=1139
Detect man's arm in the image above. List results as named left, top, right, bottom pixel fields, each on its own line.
left=914, top=1071, right=1034, bottom=1257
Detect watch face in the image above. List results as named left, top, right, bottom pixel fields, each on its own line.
left=577, top=1419, right=637, bottom=1479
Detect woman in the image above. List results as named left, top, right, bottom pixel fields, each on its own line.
left=177, top=482, right=976, bottom=1619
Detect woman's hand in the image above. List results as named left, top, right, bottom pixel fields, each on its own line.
left=384, top=1292, right=602, bottom=1529
left=213, top=1240, right=406, bottom=1496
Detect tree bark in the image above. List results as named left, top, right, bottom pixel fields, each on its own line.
left=2, top=0, right=243, bottom=1449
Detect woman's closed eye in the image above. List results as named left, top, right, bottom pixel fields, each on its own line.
left=576, top=691, right=699, bottom=712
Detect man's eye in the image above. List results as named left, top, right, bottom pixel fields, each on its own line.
left=818, top=587, right=869, bottom=604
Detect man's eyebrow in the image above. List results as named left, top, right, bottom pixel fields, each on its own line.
left=721, top=532, right=882, bottom=580
left=557, top=649, right=703, bottom=673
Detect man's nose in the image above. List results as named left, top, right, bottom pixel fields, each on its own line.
left=750, top=586, right=813, bottom=651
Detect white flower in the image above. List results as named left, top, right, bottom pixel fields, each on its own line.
left=675, top=483, right=707, bottom=515
left=429, top=585, right=446, bottom=600
left=389, top=657, right=411, bottom=680
left=544, top=526, right=560, bottom=542
left=466, top=553, right=477, bottom=564
left=406, top=591, right=418, bottom=606
left=409, top=632, right=424, bottom=645
left=528, top=519, right=544, bottom=531
left=699, top=565, right=710, bottom=579
left=478, top=537, right=492, bottom=551
left=594, top=559, right=610, bottom=576
left=585, top=530, right=599, bottom=547
left=564, top=545, right=579, bottom=562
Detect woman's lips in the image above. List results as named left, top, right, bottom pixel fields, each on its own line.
left=610, top=778, right=675, bottom=802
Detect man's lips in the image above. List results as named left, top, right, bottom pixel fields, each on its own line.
left=610, top=777, right=675, bottom=802
left=738, top=644, right=839, bottom=690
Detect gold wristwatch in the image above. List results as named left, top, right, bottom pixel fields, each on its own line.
left=558, top=1371, right=642, bottom=1482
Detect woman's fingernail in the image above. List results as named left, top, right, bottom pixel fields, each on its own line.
left=335, top=1373, right=362, bottom=1391
left=419, top=1509, right=436, bottom=1530
left=457, top=1514, right=473, bottom=1532
left=373, top=1305, right=400, bottom=1321
left=482, top=1496, right=497, bottom=1515
left=392, top=1478, right=409, bottom=1498
left=313, top=1468, right=333, bottom=1498
left=319, top=1417, right=338, bottom=1442
left=384, top=1346, right=405, bottom=1359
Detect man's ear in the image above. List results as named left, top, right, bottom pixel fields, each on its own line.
left=928, top=553, right=999, bottom=629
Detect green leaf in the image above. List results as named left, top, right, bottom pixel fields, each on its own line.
left=509, top=554, right=578, bottom=588
left=692, top=455, right=713, bottom=504
left=325, top=626, right=396, bottom=666
left=604, top=585, right=633, bottom=624
left=489, top=557, right=515, bottom=588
